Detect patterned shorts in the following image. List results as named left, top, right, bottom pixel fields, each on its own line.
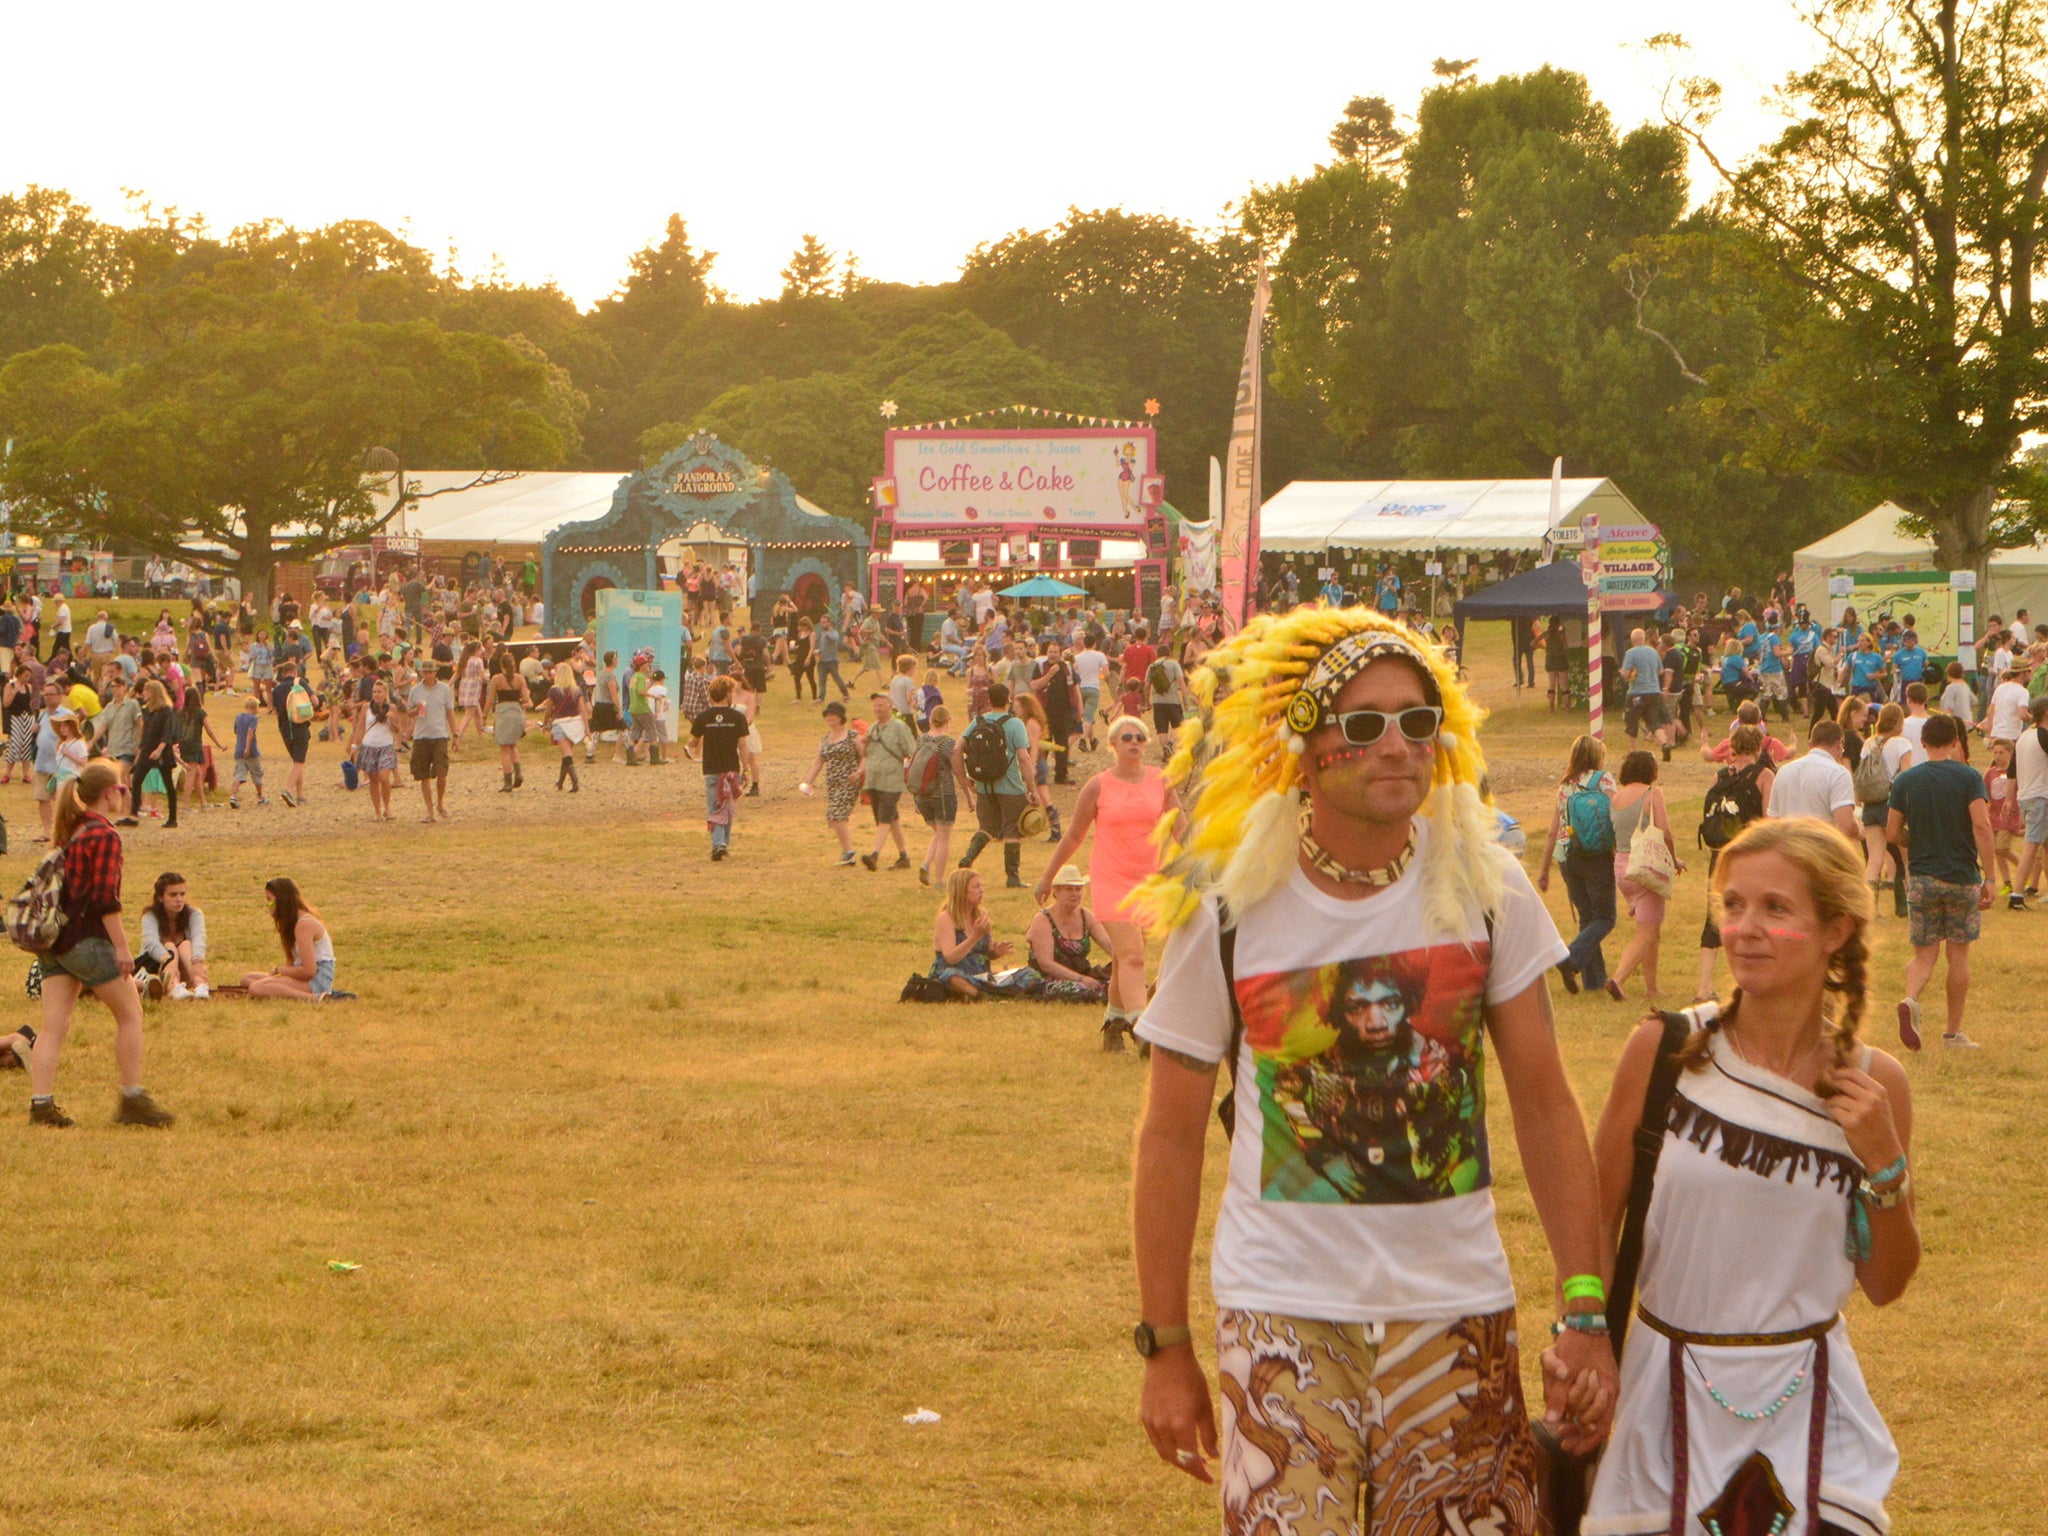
left=1907, top=874, right=1982, bottom=946
left=1216, top=1306, right=1540, bottom=1536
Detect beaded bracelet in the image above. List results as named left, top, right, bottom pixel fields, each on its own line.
left=1865, top=1154, right=1908, bottom=1189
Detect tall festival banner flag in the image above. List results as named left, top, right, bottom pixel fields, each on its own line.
left=1567, top=457, right=1604, bottom=739
left=1218, top=258, right=1271, bottom=625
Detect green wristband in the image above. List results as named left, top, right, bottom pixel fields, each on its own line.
left=1562, top=1274, right=1606, bottom=1305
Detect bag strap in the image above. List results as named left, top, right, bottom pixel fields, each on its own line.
left=1608, top=1009, right=1693, bottom=1354
left=1216, top=904, right=1243, bottom=1139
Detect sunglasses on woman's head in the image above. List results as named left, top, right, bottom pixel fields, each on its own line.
left=1330, top=705, right=1443, bottom=747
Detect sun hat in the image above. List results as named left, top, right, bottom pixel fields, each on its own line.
left=1049, top=865, right=1089, bottom=887
left=1018, top=803, right=1050, bottom=839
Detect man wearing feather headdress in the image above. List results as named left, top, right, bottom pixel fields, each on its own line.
left=1125, top=607, right=1618, bottom=1535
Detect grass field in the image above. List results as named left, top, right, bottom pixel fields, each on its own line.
left=0, top=618, right=2035, bottom=1533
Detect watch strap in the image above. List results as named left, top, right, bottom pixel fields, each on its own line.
left=1141, top=1323, right=1191, bottom=1355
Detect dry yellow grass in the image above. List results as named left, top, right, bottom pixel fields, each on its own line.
left=0, top=618, right=2032, bottom=1532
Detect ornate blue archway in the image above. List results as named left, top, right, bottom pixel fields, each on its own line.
left=541, top=436, right=868, bottom=637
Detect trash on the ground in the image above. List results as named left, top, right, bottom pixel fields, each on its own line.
left=327, top=1260, right=361, bottom=1273
left=901, top=1407, right=941, bottom=1425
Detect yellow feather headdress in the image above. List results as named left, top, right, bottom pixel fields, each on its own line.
left=1133, top=606, right=1504, bottom=936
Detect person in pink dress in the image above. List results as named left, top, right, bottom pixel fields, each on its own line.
left=1038, top=714, right=1187, bottom=1050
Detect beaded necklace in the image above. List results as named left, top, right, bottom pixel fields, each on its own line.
left=1298, top=813, right=1416, bottom=888
left=1686, top=1346, right=1811, bottom=1423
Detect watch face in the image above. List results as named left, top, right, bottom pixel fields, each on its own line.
left=1132, top=1322, right=1155, bottom=1358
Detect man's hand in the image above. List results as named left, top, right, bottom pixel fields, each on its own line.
left=1139, top=1346, right=1217, bottom=1483
left=1540, top=1327, right=1618, bottom=1457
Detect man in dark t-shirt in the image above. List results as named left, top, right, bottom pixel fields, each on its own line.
left=689, top=675, right=752, bottom=861
left=1886, top=712, right=1993, bottom=1049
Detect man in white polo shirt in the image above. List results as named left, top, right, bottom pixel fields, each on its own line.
left=1767, top=718, right=1858, bottom=839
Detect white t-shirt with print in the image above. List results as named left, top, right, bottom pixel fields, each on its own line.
left=1135, top=825, right=1566, bottom=1323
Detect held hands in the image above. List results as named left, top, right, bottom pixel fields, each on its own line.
left=1821, top=1066, right=1903, bottom=1172
left=1140, top=1347, right=1218, bottom=1483
left=1540, top=1327, right=1618, bottom=1457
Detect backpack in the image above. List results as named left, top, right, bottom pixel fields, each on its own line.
left=960, top=713, right=1014, bottom=786
left=1563, top=775, right=1615, bottom=854
left=6, top=845, right=68, bottom=953
left=1852, top=744, right=1894, bottom=805
left=1699, top=760, right=1766, bottom=849
left=287, top=680, right=315, bottom=725
left=907, top=735, right=948, bottom=796
left=1147, top=660, right=1173, bottom=696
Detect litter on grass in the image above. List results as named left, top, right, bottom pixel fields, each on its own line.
left=901, top=1407, right=941, bottom=1425
left=327, top=1260, right=361, bottom=1274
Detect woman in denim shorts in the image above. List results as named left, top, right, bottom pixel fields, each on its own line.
left=241, top=877, right=339, bottom=1001
left=28, top=759, right=174, bottom=1128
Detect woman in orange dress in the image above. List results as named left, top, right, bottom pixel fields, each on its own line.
left=1037, top=714, right=1185, bottom=1050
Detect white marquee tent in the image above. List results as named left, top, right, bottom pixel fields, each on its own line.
left=1259, top=477, right=1647, bottom=554
left=1792, top=501, right=2048, bottom=620
left=383, top=471, right=841, bottom=548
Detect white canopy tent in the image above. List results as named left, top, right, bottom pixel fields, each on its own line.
left=1792, top=501, right=2048, bottom=621
left=387, top=471, right=842, bottom=547
left=1259, top=477, right=1646, bottom=554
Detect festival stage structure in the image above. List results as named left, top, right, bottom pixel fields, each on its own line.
left=542, top=435, right=869, bottom=634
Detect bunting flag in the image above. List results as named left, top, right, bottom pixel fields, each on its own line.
left=891, top=402, right=1147, bottom=433
left=1218, top=258, right=1271, bottom=625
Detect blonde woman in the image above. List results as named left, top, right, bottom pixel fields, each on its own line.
left=1037, top=714, right=1185, bottom=1048
left=28, top=759, right=173, bottom=1127
left=926, top=869, right=1014, bottom=999
left=1587, top=819, right=1914, bottom=1535
left=545, top=661, right=588, bottom=792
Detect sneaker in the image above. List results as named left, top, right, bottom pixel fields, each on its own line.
left=169, top=982, right=191, bottom=1001
left=889, top=854, right=912, bottom=870
left=918, top=865, right=931, bottom=887
left=711, top=846, right=727, bottom=862
left=860, top=852, right=879, bottom=871
left=1897, top=997, right=1923, bottom=1052
left=113, top=1091, right=174, bottom=1128
left=1942, top=1031, right=1982, bottom=1048
left=2011, top=893, right=2030, bottom=912
left=838, top=852, right=857, bottom=867
left=281, top=790, right=299, bottom=807
left=192, top=983, right=210, bottom=1000
left=228, top=797, right=239, bottom=810
left=1005, top=875, right=1025, bottom=888
left=29, top=1100, right=73, bottom=1129
left=115, top=816, right=140, bottom=827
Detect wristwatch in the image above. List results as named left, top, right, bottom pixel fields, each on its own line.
left=1132, top=1322, right=1192, bottom=1359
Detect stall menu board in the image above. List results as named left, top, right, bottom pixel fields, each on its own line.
left=979, top=535, right=1002, bottom=568
left=1039, top=537, right=1061, bottom=568
left=873, top=566, right=903, bottom=614
left=940, top=540, right=972, bottom=567
left=1136, top=563, right=1164, bottom=629
left=1068, top=538, right=1101, bottom=567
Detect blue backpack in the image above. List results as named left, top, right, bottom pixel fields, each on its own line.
left=1564, top=775, right=1615, bottom=854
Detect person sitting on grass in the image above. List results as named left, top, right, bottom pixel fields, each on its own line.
left=1026, top=865, right=1114, bottom=1005
left=138, top=870, right=211, bottom=1001
left=241, top=877, right=343, bottom=1001
left=927, top=869, right=1034, bottom=1000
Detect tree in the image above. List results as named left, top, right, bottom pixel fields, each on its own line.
left=781, top=234, right=838, bottom=299
left=1329, top=96, right=1406, bottom=168
left=0, top=187, right=124, bottom=361
left=1652, top=2, right=2048, bottom=577
left=0, top=287, right=563, bottom=613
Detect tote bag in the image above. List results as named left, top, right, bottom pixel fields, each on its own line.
left=1623, top=813, right=1678, bottom=899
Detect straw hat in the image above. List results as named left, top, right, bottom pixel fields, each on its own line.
left=1049, top=865, right=1089, bottom=888
left=1017, top=803, right=1049, bottom=839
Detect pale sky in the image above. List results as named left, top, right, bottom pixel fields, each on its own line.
left=9, top=0, right=1820, bottom=308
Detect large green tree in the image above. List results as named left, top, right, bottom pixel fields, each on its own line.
left=1650, top=2, right=2048, bottom=577
left=0, top=284, right=563, bottom=612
